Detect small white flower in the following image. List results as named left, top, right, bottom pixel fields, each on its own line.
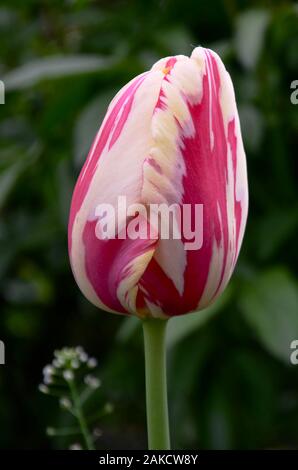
left=44, top=375, right=53, bottom=385
left=87, top=358, right=97, bottom=368
left=71, top=359, right=80, bottom=369
left=43, top=365, right=54, bottom=376
left=69, top=443, right=82, bottom=450
left=84, top=375, right=101, bottom=389
left=57, top=357, right=65, bottom=366
left=60, top=397, right=72, bottom=409
left=79, top=352, right=88, bottom=363
left=63, top=370, right=74, bottom=381
left=38, top=384, right=49, bottom=394
left=93, top=427, right=103, bottom=438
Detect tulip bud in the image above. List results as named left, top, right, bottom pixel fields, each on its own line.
left=68, top=47, right=248, bottom=318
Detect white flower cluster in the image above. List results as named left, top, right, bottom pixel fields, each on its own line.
left=38, top=346, right=113, bottom=450
left=38, top=346, right=99, bottom=396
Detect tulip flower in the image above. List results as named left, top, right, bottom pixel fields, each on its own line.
left=68, top=47, right=248, bottom=450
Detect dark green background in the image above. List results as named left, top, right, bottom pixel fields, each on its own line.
left=0, top=0, right=297, bottom=449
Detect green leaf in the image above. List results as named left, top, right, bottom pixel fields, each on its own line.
left=235, top=9, right=270, bottom=70
left=208, top=40, right=232, bottom=61
left=256, top=209, right=298, bottom=260
left=155, top=27, right=194, bottom=55
left=74, top=90, right=117, bottom=166
left=0, top=143, right=41, bottom=210
left=116, top=316, right=140, bottom=343
left=166, top=287, right=232, bottom=348
left=239, top=268, right=298, bottom=363
left=0, top=160, right=24, bottom=210
left=4, top=55, right=115, bottom=91
left=238, top=104, right=264, bottom=153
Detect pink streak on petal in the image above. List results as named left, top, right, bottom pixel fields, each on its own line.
left=144, top=157, right=163, bottom=174
left=155, top=57, right=177, bottom=111
left=68, top=73, right=148, bottom=251
left=139, top=50, right=231, bottom=316
left=181, top=51, right=229, bottom=309
left=139, top=257, right=182, bottom=313
left=83, top=218, right=158, bottom=314
left=108, top=87, right=137, bottom=150
left=165, top=57, right=178, bottom=69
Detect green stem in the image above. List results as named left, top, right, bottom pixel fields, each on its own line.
left=142, top=318, right=170, bottom=450
left=69, top=380, right=95, bottom=450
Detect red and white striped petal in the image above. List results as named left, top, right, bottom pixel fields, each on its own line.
left=68, top=71, right=164, bottom=314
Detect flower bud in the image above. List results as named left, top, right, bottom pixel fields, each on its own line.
left=68, top=47, right=248, bottom=318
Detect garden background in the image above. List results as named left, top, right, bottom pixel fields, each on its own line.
left=0, top=0, right=297, bottom=449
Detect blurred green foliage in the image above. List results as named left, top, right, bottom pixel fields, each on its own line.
left=0, top=0, right=297, bottom=450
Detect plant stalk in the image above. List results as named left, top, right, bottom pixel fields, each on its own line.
left=69, top=379, right=95, bottom=450
left=142, top=318, right=170, bottom=450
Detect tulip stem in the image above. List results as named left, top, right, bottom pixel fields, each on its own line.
left=142, top=318, right=170, bottom=450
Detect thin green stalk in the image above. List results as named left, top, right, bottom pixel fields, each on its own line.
left=142, top=318, right=170, bottom=450
left=69, top=379, right=95, bottom=450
